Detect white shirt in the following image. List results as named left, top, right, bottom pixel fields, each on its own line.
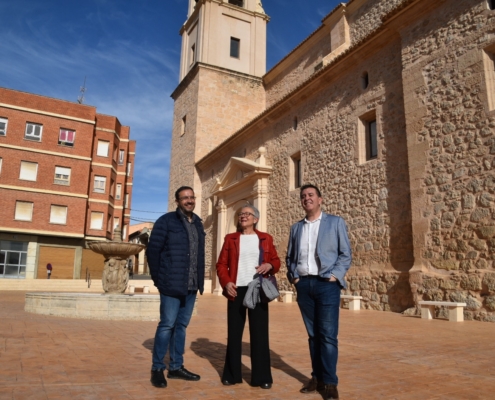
left=236, top=234, right=260, bottom=287
left=296, top=213, right=321, bottom=276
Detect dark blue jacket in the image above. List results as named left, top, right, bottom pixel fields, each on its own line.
left=146, top=209, right=205, bottom=296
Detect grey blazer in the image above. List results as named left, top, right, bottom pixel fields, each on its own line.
left=286, top=212, right=352, bottom=289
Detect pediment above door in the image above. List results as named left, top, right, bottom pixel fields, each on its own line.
left=211, top=156, right=272, bottom=196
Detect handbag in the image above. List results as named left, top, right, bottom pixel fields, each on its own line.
left=259, top=274, right=279, bottom=303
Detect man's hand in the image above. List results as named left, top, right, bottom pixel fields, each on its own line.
left=330, top=276, right=337, bottom=282
left=225, top=282, right=237, bottom=297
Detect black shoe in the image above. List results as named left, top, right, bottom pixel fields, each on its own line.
left=167, top=366, right=200, bottom=381
left=260, top=383, right=272, bottom=389
left=222, top=380, right=235, bottom=386
left=322, top=384, right=339, bottom=400
left=150, top=369, right=167, bottom=388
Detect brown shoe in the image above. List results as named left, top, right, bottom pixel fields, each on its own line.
left=299, top=377, right=324, bottom=394
left=322, top=384, right=339, bottom=399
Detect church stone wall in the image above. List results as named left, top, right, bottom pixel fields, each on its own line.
left=264, top=30, right=332, bottom=108
left=168, top=69, right=200, bottom=209
left=400, top=0, right=495, bottom=322
left=200, top=32, right=415, bottom=312
left=193, top=0, right=495, bottom=321
left=195, top=66, right=266, bottom=161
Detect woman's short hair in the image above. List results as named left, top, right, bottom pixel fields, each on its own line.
left=242, top=204, right=260, bottom=219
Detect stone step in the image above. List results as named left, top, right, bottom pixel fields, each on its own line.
left=0, top=279, right=157, bottom=293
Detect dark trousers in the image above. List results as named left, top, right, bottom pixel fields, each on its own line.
left=295, top=277, right=341, bottom=385
left=222, top=286, right=273, bottom=386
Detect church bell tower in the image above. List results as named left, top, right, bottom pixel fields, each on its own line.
left=168, top=0, right=269, bottom=209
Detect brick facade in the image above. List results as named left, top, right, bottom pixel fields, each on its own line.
left=0, top=87, right=135, bottom=280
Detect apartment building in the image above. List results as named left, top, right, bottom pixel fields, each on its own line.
left=0, top=87, right=135, bottom=280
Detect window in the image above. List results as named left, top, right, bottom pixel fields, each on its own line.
left=489, top=0, right=495, bottom=10
left=230, top=37, right=240, bottom=58
left=58, top=129, right=75, bottom=146
left=123, top=224, right=128, bottom=240
left=293, top=117, right=298, bottom=130
left=15, top=201, right=33, bottom=221
left=124, top=194, right=129, bottom=209
left=96, top=140, right=109, bottom=157
left=116, top=184, right=122, bottom=200
left=0, top=241, right=28, bottom=278
left=229, top=0, right=243, bottom=6
left=94, top=176, right=106, bottom=193
left=0, top=118, right=7, bottom=136
left=127, top=162, right=132, bottom=175
left=361, top=71, right=369, bottom=89
left=358, top=111, right=378, bottom=164
left=110, top=180, right=115, bottom=197
left=290, top=152, right=302, bottom=190
left=181, top=115, right=186, bottom=136
left=25, top=123, right=42, bottom=141
left=190, top=43, right=196, bottom=66
left=368, top=120, right=378, bottom=159
left=119, top=150, right=125, bottom=165
left=90, top=212, right=104, bottom=230
left=0, top=158, right=2, bottom=175
left=107, top=213, right=112, bottom=232
left=50, top=205, right=67, bottom=224
left=54, top=166, right=71, bottom=185
left=19, top=161, right=38, bottom=181
left=114, top=216, right=120, bottom=230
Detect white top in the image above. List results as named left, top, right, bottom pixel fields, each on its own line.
left=296, top=213, right=322, bottom=276
left=236, top=234, right=260, bottom=287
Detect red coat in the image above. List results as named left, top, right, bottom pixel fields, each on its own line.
left=216, top=230, right=281, bottom=301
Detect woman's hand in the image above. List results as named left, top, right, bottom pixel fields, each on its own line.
left=256, top=263, right=273, bottom=275
left=225, top=282, right=237, bottom=297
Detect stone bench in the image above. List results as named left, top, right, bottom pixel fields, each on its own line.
left=418, top=301, right=466, bottom=322
left=129, top=285, right=150, bottom=294
left=340, top=295, right=363, bottom=311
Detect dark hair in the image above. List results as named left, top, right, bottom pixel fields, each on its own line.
left=300, top=184, right=322, bottom=198
left=175, top=186, right=194, bottom=201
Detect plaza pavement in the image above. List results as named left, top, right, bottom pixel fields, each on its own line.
left=0, top=291, right=494, bottom=400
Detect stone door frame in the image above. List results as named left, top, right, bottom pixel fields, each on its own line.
left=210, top=147, right=272, bottom=294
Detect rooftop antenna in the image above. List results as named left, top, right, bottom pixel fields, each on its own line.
left=77, top=76, right=87, bottom=104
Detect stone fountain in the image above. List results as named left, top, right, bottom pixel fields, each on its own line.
left=24, top=228, right=160, bottom=321
left=88, top=227, right=145, bottom=294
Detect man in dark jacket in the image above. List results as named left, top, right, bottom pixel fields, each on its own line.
left=146, top=186, right=205, bottom=389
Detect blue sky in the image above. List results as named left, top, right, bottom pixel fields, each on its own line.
left=0, top=0, right=341, bottom=224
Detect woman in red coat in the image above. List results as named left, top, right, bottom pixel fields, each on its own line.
left=216, top=204, right=280, bottom=389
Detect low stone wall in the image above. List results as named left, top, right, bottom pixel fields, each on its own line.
left=25, top=292, right=160, bottom=321
left=343, top=271, right=415, bottom=313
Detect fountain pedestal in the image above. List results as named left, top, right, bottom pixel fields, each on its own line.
left=87, top=227, right=145, bottom=294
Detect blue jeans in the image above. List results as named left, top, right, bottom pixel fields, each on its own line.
left=152, top=290, right=197, bottom=371
left=295, top=277, right=340, bottom=385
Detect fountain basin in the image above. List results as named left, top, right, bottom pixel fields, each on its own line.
left=25, top=292, right=159, bottom=321
left=87, top=241, right=145, bottom=258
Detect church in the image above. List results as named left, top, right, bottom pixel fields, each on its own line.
left=168, top=0, right=495, bottom=322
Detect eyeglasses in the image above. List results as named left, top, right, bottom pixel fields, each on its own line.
left=179, top=196, right=196, bottom=201
left=238, top=212, right=255, bottom=218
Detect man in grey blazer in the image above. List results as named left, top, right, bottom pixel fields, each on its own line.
left=286, top=184, right=352, bottom=400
